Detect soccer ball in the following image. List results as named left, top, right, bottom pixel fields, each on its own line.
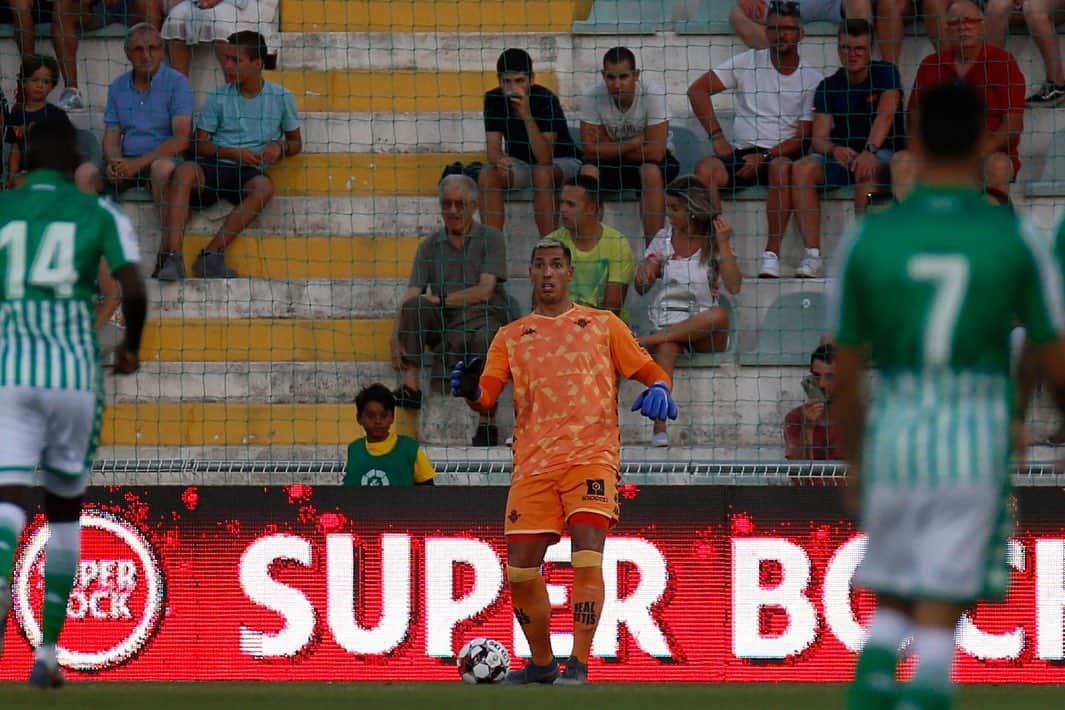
left=456, top=637, right=510, bottom=684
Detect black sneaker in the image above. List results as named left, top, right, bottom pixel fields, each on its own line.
left=192, top=250, right=237, bottom=279
left=554, top=655, right=588, bottom=685
left=1027, top=81, right=1065, bottom=107
left=392, top=385, right=423, bottom=411
left=471, top=423, right=499, bottom=446
left=505, top=658, right=559, bottom=685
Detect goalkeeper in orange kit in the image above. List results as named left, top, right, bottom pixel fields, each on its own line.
left=450, top=236, right=677, bottom=685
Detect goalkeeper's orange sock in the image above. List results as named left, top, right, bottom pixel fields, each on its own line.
left=509, top=575, right=553, bottom=665
left=570, top=565, right=605, bottom=663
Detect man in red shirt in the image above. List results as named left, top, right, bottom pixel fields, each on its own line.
left=784, top=344, right=842, bottom=460
left=891, top=0, right=1025, bottom=202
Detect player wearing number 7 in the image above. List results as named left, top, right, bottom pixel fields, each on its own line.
left=834, top=83, right=1065, bottom=710
left=0, top=119, right=147, bottom=688
left=450, top=236, right=676, bottom=685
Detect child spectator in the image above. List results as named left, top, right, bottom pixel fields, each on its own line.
left=5, top=55, right=98, bottom=194
left=344, top=383, right=436, bottom=486
left=634, top=176, right=742, bottom=447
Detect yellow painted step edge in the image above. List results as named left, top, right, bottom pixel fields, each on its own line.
left=269, top=152, right=483, bottom=196
left=181, top=236, right=421, bottom=279
left=102, top=403, right=418, bottom=446
left=140, top=319, right=394, bottom=362
left=280, top=0, right=577, bottom=33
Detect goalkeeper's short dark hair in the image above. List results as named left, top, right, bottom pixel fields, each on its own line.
left=916, top=82, right=986, bottom=161
left=356, top=383, right=396, bottom=414
left=530, top=237, right=572, bottom=265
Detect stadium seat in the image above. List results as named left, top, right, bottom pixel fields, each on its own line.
left=738, top=290, right=828, bottom=366
left=1025, top=127, right=1065, bottom=197
left=572, top=0, right=672, bottom=34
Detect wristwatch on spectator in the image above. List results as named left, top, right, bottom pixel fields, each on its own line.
left=865, top=143, right=880, bottom=154
left=761, top=150, right=772, bottom=163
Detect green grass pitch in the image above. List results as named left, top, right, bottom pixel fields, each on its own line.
left=1, top=683, right=1064, bottom=709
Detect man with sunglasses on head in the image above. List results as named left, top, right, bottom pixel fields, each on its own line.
left=891, top=0, right=1025, bottom=203
left=689, top=0, right=823, bottom=278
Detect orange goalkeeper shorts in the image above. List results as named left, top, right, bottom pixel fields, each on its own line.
left=503, top=463, right=620, bottom=539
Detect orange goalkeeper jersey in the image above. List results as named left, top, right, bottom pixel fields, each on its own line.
left=477, top=304, right=667, bottom=477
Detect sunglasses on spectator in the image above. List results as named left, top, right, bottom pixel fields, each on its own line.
left=946, top=16, right=983, bottom=27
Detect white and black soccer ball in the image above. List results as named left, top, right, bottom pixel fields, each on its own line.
left=456, top=637, right=510, bottom=684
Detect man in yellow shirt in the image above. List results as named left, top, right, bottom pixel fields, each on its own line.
left=344, top=384, right=435, bottom=486
left=548, top=175, right=635, bottom=321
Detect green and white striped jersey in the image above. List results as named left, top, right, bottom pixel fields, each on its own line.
left=0, top=170, right=140, bottom=391
left=834, top=185, right=1065, bottom=485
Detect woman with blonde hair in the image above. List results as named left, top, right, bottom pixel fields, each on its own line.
left=634, top=175, right=742, bottom=446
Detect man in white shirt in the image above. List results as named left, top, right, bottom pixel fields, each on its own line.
left=579, top=46, right=679, bottom=244
left=688, top=0, right=822, bottom=278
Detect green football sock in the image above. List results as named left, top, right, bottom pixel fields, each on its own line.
left=41, top=521, right=80, bottom=646
left=847, top=645, right=900, bottom=710
left=0, top=503, right=27, bottom=584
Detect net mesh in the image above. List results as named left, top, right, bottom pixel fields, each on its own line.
left=1, top=0, right=1059, bottom=479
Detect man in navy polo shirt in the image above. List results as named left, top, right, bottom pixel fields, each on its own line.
left=791, top=18, right=904, bottom=258
left=102, top=23, right=194, bottom=214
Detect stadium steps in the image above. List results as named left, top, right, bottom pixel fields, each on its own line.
left=279, top=0, right=579, bottom=33
left=123, top=199, right=850, bottom=281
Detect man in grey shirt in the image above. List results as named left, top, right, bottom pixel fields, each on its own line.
left=391, top=174, right=511, bottom=446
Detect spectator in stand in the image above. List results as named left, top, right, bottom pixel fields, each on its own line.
left=689, top=0, right=823, bottom=278
left=579, top=46, right=678, bottom=243
left=48, top=0, right=160, bottom=110
left=162, top=0, right=254, bottom=76
left=634, top=176, right=742, bottom=447
left=892, top=0, right=1025, bottom=201
left=344, top=384, right=436, bottom=487
left=730, top=0, right=887, bottom=50
left=792, top=19, right=904, bottom=251
left=101, top=23, right=193, bottom=209
left=391, top=174, right=511, bottom=447
left=480, top=48, right=582, bottom=237
left=159, top=31, right=300, bottom=280
left=987, top=0, right=1065, bottom=106
left=547, top=175, right=635, bottom=319
left=784, top=343, right=841, bottom=459
left=845, top=0, right=952, bottom=64
left=5, top=55, right=97, bottom=193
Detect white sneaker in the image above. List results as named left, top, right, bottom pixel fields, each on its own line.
left=796, top=249, right=823, bottom=278
left=758, top=251, right=780, bottom=279
left=505, top=435, right=514, bottom=447
left=651, top=431, right=669, bottom=447
left=56, top=87, right=85, bottom=111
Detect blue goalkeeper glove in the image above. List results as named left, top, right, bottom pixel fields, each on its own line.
left=631, top=381, right=678, bottom=421
left=450, top=357, right=484, bottom=400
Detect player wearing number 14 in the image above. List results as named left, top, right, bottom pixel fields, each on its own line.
left=834, top=83, right=1065, bottom=710
left=0, top=119, right=147, bottom=688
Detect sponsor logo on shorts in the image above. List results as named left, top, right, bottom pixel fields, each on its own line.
left=584, top=479, right=608, bottom=503
left=508, top=509, right=521, bottom=523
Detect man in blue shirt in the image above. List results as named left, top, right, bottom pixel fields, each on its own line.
left=159, top=30, right=301, bottom=280
left=790, top=18, right=903, bottom=260
left=103, top=24, right=194, bottom=223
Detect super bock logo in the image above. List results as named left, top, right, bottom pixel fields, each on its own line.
left=12, top=510, right=165, bottom=671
